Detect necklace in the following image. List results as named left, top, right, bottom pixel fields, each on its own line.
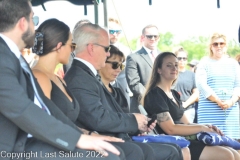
left=165, top=91, right=174, bottom=100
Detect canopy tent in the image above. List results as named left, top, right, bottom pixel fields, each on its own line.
left=32, top=0, right=108, bottom=26
left=31, top=0, right=222, bottom=28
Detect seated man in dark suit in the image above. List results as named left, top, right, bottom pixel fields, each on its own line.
left=64, top=23, right=183, bottom=160
left=0, top=0, right=123, bottom=159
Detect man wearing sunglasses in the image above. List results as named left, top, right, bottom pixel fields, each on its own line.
left=65, top=23, right=183, bottom=160
left=108, top=18, right=133, bottom=111
left=126, top=24, right=160, bottom=113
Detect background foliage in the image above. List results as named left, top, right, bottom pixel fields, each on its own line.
left=120, top=32, right=240, bottom=62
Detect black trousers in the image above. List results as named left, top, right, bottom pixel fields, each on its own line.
left=133, top=142, right=183, bottom=160
left=24, top=138, right=123, bottom=160
left=114, top=141, right=183, bottom=160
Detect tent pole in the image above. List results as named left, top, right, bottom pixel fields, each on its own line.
left=94, top=0, right=99, bottom=24
left=103, top=0, right=108, bottom=27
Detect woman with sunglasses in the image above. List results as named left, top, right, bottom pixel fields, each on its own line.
left=98, top=45, right=129, bottom=113
left=196, top=33, right=240, bottom=139
left=142, top=52, right=240, bottom=160
left=99, top=45, right=191, bottom=160
left=173, top=47, right=199, bottom=123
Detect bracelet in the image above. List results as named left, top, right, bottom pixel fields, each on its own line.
left=88, top=131, right=99, bottom=135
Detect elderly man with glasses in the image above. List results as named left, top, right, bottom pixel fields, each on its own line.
left=125, top=24, right=160, bottom=113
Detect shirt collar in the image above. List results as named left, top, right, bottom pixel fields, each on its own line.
left=143, top=46, right=157, bottom=55
left=0, top=33, right=21, bottom=59
left=74, top=57, right=97, bottom=76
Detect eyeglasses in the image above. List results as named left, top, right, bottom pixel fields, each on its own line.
left=145, top=35, right=159, bottom=40
left=93, top=43, right=111, bottom=52
left=63, top=43, right=77, bottom=52
left=106, top=61, right=125, bottom=70
left=32, top=16, right=39, bottom=26
left=109, top=30, right=122, bottom=35
left=212, top=42, right=226, bottom=47
left=177, top=57, right=187, bottom=61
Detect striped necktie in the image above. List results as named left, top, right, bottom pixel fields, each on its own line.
left=96, top=73, right=101, bottom=82
left=19, top=56, right=50, bottom=114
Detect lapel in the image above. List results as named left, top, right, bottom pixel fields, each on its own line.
left=101, top=84, right=124, bottom=113
left=138, top=47, right=153, bottom=67
left=72, top=59, right=96, bottom=79
left=0, top=37, right=35, bottom=101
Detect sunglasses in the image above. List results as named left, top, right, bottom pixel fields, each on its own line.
left=109, top=29, right=122, bottom=35
left=93, top=43, right=111, bottom=52
left=145, top=35, right=159, bottom=40
left=212, top=42, right=226, bottom=47
left=63, top=43, right=77, bottom=52
left=106, top=61, right=125, bottom=70
left=177, top=57, right=187, bottom=61
left=32, top=16, right=39, bottom=26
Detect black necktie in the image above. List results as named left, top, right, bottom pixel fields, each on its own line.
left=19, top=56, right=50, bottom=114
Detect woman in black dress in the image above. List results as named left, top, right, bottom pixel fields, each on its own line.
left=142, top=52, right=240, bottom=160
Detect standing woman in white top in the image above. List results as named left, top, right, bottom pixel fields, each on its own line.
left=196, top=33, right=240, bottom=139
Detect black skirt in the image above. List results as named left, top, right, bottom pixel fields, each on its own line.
left=189, top=140, right=206, bottom=160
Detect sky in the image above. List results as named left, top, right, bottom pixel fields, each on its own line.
left=32, top=0, right=240, bottom=43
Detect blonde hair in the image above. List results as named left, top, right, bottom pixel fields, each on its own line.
left=108, top=17, right=120, bottom=25
left=208, top=33, right=227, bottom=57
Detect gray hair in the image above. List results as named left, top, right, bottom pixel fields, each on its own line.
left=73, top=23, right=107, bottom=54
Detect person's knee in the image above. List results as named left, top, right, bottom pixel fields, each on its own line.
left=200, top=146, right=235, bottom=160
left=182, top=147, right=191, bottom=160
left=225, top=147, right=240, bottom=160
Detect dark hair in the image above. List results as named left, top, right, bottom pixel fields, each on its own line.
left=0, top=0, right=31, bottom=32
left=34, top=18, right=70, bottom=56
left=107, top=45, right=125, bottom=62
left=141, top=52, right=177, bottom=105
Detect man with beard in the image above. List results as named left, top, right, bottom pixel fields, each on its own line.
left=0, top=0, right=124, bottom=159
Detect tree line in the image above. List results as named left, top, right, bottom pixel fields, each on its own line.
left=121, top=32, right=240, bottom=62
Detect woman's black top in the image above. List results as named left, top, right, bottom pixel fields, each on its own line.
left=144, top=87, right=185, bottom=134
left=51, top=80, right=80, bottom=122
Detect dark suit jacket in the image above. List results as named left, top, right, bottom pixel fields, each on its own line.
left=125, top=47, right=159, bottom=113
left=64, top=59, right=138, bottom=140
left=112, top=76, right=130, bottom=111
left=0, top=37, right=81, bottom=158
